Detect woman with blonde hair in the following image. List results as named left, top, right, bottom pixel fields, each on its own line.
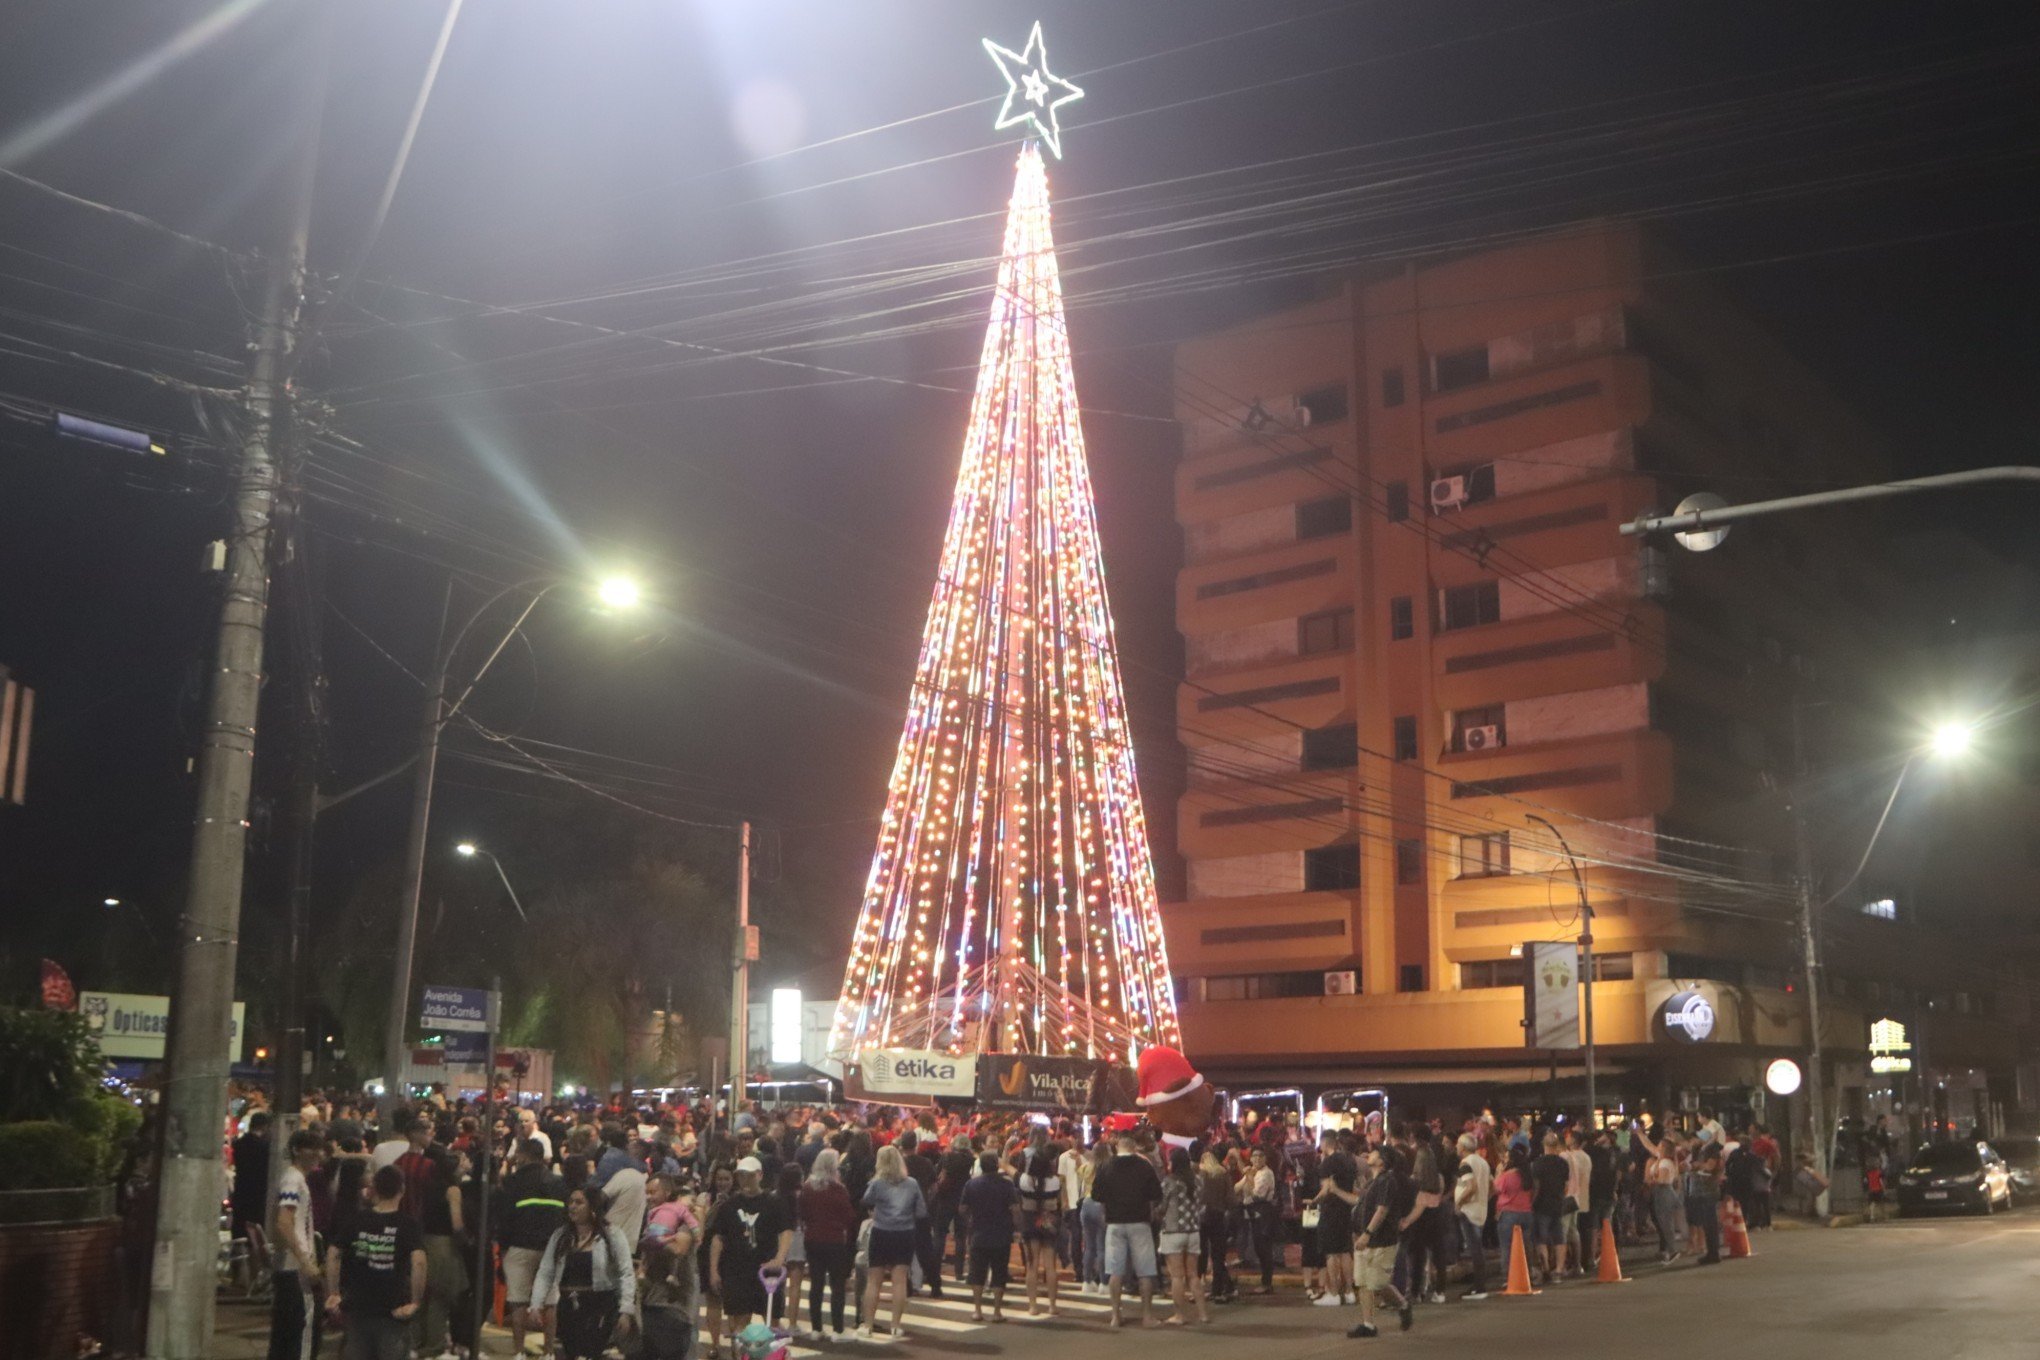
left=858, top=1143, right=926, bottom=1340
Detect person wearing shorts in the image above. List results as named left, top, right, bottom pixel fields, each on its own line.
left=961, top=1155, right=1020, bottom=1322
left=708, top=1157, right=791, bottom=1331
left=1092, top=1134, right=1163, bottom=1328
left=497, top=1138, right=566, bottom=1357
left=1345, top=1146, right=1413, bottom=1339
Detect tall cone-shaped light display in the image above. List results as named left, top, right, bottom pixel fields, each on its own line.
left=830, top=144, right=1179, bottom=1063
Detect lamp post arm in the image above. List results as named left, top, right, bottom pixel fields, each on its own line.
left=486, top=853, right=529, bottom=924
left=442, top=578, right=561, bottom=724
left=1620, top=466, right=2040, bottom=539
left=1815, top=758, right=1913, bottom=911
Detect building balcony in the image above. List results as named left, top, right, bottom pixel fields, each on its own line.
left=1176, top=433, right=1360, bottom=527
left=1421, top=352, right=1651, bottom=463
left=1178, top=534, right=1358, bottom=637
left=1178, top=649, right=1352, bottom=743
left=1178, top=766, right=1361, bottom=861
left=1430, top=727, right=1672, bottom=824
left=1163, top=889, right=1358, bottom=975
left=1431, top=601, right=1667, bottom=711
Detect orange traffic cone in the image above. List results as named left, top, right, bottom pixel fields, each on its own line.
left=1502, top=1224, right=1540, bottom=1296
left=1723, top=1197, right=1754, bottom=1258
left=1593, top=1215, right=1629, bottom=1283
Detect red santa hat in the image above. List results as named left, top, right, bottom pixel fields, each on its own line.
left=1135, top=1045, right=1204, bottom=1107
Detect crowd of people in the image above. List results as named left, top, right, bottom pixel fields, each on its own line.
left=235, top=1087, right=1805, bottom=1358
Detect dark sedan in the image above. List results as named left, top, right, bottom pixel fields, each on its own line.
left=1895, top=1140, right=2013, bottom=1216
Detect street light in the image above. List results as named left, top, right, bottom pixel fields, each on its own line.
left=380, top=574, right=642, bottom=1111
left=453, top=840, right=528, bottom=923
left=1929, top=720, right=1975, bottom=760
left=1798, top=713, right=1978, bottom=1186
left=597, top=574, right=642, bottom=611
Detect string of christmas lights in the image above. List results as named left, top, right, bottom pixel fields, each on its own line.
left=829, top=144, right=1180, bottom=1063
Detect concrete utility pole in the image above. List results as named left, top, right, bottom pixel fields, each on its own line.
left=150, top=9, right=326, bottom=1353
left=1789, top=698, right=1830, bottom=1186
left=381, top=581, right=452, bottom=1117
left=730, top=821, right=752, bottom=1116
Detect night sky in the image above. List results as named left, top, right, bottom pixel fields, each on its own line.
left=2, top=0, right=2037, bottom=1004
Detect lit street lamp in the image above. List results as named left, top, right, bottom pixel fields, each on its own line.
left=1799, top=715, right=1978, bottom=1186
left=380, top=574, right=642, bottom=1110
left=454, top=840, right=528, bottom=923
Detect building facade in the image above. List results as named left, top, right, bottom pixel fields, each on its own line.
left=1162, top=222, right=2034, bottom=1142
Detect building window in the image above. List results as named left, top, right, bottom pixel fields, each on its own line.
left=1198, top=971, right=1327, bottom=1002
left=1459, top=958, right=1525, bottom=989
left=1438, top=581, right=1501, bottom=631
left=1392, top=715, right=1419, bottom=762
left=1450, top=704, right=1507, bottom=753
left=1297, top=382, right=1350, bottom=425
left=1385, top=481, right=1409, bottom=522
left=1461, top=953, right=1632, bottom=988
left=1458, top=832, right=1510, bottom=877
left=1302, top=722, right=1358, bottom=771
left=1398, top=964, right=1425, bottom=993
left=1390, top=596, right=1414, bottom=641
left=1304, top=843, right=1361, bottom=891
left=1861, top=898, right=1897, bottom=920
left=1296, top=495, right=1353, bottom=540
left=1298, top=607, right=1354, bottom=656
left=1395, top=838, right=1424, bottom=886
left=1381, top=368, right=1405, bottom=408
left=1431, top=344, right=1490, bottom=392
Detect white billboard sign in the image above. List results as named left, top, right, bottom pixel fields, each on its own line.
left=1523, top=941, right=1580, bottom=1050
left=857, top=1048, right=978, bottom=1098
left=80, top=991, right=246, bottom=1062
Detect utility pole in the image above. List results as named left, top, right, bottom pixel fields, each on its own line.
left=1790, top=697, right=1830, bottom=1184
left=262, top=509, right=323, bottom=1272
left=1528, top=814, right=1596, bottom=1123
left=381, top=581, right=452, bottom=1118
left=729, top=821, right=752, bottom=1118
left=149, top=6, right=327, bottom=1353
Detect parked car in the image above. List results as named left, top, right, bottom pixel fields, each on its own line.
left=1992, top=1134, right=2040, bottom=1201
left=1895, top=1140, right=2013, bottom=1216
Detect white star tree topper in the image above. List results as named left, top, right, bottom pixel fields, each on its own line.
left=983, top=21, right=1084, bottom=158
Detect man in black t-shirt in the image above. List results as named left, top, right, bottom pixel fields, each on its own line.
left=1092, top=1134, right=1162, bottom=1327
left=1530, top=1132, right=1571, bottom=1284
left=708, top=1156, right=792, bottom=1331
left=1346, top=1146, right=1412, bottom=1338
left=325, top=1165, right=426, bottom=1360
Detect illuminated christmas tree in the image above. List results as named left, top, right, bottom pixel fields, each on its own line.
left=830, top=31, right=1179, bottom=1062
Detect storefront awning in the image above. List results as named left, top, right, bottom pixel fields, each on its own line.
left=1220, top=1064, right=1610, bottom=1088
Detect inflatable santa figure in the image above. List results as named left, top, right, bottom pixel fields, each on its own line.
left=1135, top=1045, right=1217, bottom=1147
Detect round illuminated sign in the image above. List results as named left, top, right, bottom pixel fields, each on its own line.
left=1765, top=1057, right=1802, bottom=1096
left=1660, top=990, right=1715, bottom=1043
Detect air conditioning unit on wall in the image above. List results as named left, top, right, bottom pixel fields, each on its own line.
left=1462, top=724, right=1501, bottom=752
left=1429, top=476, right=1468, bottom=510
left=1324, top=970, right=1358, bottom=996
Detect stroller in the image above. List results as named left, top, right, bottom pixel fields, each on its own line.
left=732, top=1266, right=793, bottom=1360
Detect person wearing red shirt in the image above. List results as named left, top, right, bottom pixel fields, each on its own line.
left=797, top=1149, right=857, bottom=1339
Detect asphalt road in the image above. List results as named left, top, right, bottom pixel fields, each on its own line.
left=215, top=1207, right=2040, bottom=1359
